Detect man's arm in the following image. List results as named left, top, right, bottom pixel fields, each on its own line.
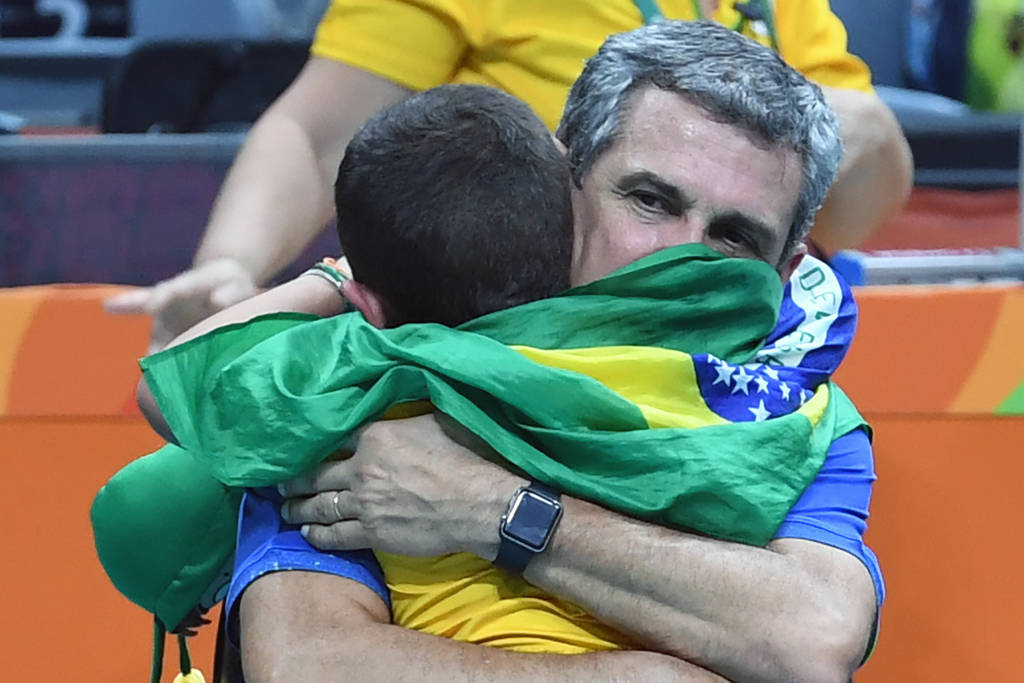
left=812, top=86, right=913, bottom=252
left=107, top=57, right=410, bottom=352
left=773, top=0, right=914, bottom=253
left=282, top=414, right=876, bottom=683
left=241, top=570, right=727, bottom=682
left=136, top=273, right=347, bottom=441
left=521, top=503, right=875, bottom=683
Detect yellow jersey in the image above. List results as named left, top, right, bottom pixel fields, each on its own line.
left=313, top=0, right=872, bottom=131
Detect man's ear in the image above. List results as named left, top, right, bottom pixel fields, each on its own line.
left=340, top=280, right=389, bottom=329
left=778, top=242, right=808, bottom=284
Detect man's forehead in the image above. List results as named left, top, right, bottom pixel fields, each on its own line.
left=612, top=93, right=798, bottom=212
left=615, top=87, right=793, bottom=164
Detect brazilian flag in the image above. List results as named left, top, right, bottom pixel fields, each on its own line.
left=142, top=243, right=866, bottom=547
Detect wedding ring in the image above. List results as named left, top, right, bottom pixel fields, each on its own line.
left=332, top=491, right=343, bottom=520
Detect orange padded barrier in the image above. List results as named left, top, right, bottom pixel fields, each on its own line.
left=0, top=286, right=217, bottom=682
left=857, top=415, right=1023, bottom=682
left=2, top=283, right=1022, bottom=681
left=833, top=283, right=1024, bottom=681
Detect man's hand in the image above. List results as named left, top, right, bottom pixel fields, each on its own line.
left=105, top=258, right=258, bottom=353
left=280, top=414, right=522, bottom=559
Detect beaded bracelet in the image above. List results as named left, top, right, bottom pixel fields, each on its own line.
left=302, top=258, right=355, bottom=311
left=302, top=266, right=345, bottom=294
left=321, top=256, right=352, bottom=280
left=303, top=256, right=350, bottom=285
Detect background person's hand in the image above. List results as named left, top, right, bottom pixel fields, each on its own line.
left=104, top=258, right=259, bottom=353
left=279, top=413, right=525, bottom=559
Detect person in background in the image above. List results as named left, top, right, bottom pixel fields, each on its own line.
left=106, top=0, right=912, bottom=353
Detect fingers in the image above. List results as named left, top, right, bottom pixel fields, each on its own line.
left=144, top=267, right=221, bottom=316
left=300, top=521, right=372, bottom=551
left=147, top=316, right=177, bottom=354
left=103, top=288, right=153, bottom=314
left=282, top=490, right=359, bottom=525
left=132, top=259, right=257, bottom=351
left=209, top=278, right=259, bottom=310
left=278, top=457, right=355, bottom=497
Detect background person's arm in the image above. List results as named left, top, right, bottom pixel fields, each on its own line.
left=283, top=414, right=877, bottom=683
left=774, top=0, right=913, bottom=253
left=241, top=570, right=727, bottom=683
left=192, top=59, right=409, bottom=282
left=813, top=86, right=913, bottom=252
left=106, top=58, right=410, bottom=352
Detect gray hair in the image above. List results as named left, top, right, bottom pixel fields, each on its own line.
left=556, top=21, right=842, bottom=261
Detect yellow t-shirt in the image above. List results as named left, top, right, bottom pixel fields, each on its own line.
left=312, top=0, right=872, bottom=131
left=378, top=551, right=634, bottom=653
left=311, top=0, right=869, bottom=654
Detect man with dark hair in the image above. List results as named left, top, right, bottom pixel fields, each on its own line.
left=335, top=84, right=572, bottom=327
left=97, top=82, right=592, bottom=680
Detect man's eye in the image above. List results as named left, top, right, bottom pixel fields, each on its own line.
left=711, top=227, right=754, bottom=253
left=720, top=230, right=745, bottom=246
left=631, top=191, right=666, bottom=212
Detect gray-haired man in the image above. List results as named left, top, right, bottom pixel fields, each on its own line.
left=245, top=22, right=880, bottom=682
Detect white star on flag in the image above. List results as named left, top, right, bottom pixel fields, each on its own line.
left=800, top=389, right=810, bottom=406
left=749, top=399, right=771, bottom=422
left=731, top=367, right=753, bottom=395
left=707, top=354, right=723, bottom=366
left=761, top=365, right=780, bottom=381
left=713, top=363, right=735, bottom=387
left=779, top=382, right=791, bottom=401
left=755, top=376, right=770, bottom=394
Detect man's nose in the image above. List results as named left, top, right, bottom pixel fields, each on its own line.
left=658, top=219, right=706, bottom=250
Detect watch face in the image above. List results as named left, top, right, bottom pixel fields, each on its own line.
left=505, top=490, right=562, bottom=550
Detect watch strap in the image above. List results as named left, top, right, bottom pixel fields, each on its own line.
left=522, top=480, right=559, bottom=500
left=494, top=481, right=561, bottom=574
left=493, top=532, right=534, bottom=575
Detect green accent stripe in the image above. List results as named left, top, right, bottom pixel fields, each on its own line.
left=995, top=381, right=1024, bottom=415
left=634, top=0, right=666, bottom=23
left=755, top=0, right=779, bottom=50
